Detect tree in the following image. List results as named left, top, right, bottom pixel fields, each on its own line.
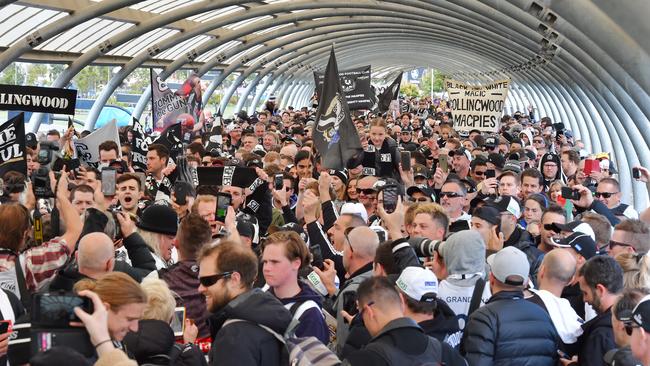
left=400, top=83, right=420, bottom=98
left=26, top=64, right=48, bottom=86
left=418, top=69, right=446, bottom=96
left=0, top=63, right=26, bottom=85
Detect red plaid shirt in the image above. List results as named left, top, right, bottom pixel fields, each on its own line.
left=0, top=237, right=70, bottom=292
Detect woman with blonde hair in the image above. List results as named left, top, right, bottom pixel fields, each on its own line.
left=122, top=278, right=206, bottom=366
left=615, top=252, right=650, bottom=289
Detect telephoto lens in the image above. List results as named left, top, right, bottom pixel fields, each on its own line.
left=407, top=237, right=443, bottom=258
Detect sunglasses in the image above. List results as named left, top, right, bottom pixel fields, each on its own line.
left=609, top=240, right=633, bottom=250
left=543, top=223, right=560, bottom=232
left=594, top=192, right=618, bottom=198
left=624, top=322, right=640, bottom=336
left=439, top=192, right=464, bottom=199
left=356, top=188, right=377, bottom=195
left=198, top=271, right=233, bottom=287
left=474, top=171, right=485, bottom=176
left=358, top=300, right=375, bottom=318
left=344, top=227, right=356, bottom=253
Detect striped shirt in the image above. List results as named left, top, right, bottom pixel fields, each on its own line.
left=0, top=237, right=70, bottom=292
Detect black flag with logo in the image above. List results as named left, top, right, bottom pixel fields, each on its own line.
left=0, top=113, right=27, bottom=177
left=313, top=48, right=362, bottom=170
left=153, top=122, right=182, bottom=159
left=378, top=73, right=402, bottom=113
left=131, top=118, right=148, bottom=172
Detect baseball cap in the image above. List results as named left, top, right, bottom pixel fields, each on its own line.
left=341, top=202, right=368, bottom=223
left=25, top=132, right=38, bottom=149
left=473, top=206, right=501, bottom=226
left=487, top=246, right=530, bottom=286
left=449, top=147, right=472, bottom=162
left=631, top=294, right=650, bottom=333
left=549, top=220, right=596, bottom=241
left=484, top=136, right=498, bottom=148
left=486, top=195, right=521, bottom=218
left=406, top=184, right=436, bottom=202
left=552, top=232, right=598, bottom=260
left=413, top=164, right=430, bottom=179
left=502, top=160, right=522, bottom=174
left=603, top=348, right=643, bottom=366
left=395, top=267, right=438, bottom=302
left=487, top=153, right=505, bottom=169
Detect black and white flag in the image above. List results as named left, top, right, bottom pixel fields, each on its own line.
left=313, top=48, right=363, bottom=170
left=377, top=73, right=402, bottom=113
left=0, top=85, right=77, bottom=115
left=0, top=113, right=27, bottom=177
left=131, top=118, right=148, bottom=172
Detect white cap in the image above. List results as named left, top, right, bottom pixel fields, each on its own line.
left=396, top=267, right=438, bottom=302
left=487, top=246, right=530, bottom=286
left=340, top=202, right=368, bottom=223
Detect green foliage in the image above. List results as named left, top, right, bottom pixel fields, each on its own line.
left=418, top=69, right=446, bottom=96
left=0, top=64, right=26, bottom=85
left=400, top=83, right=420, bottom=98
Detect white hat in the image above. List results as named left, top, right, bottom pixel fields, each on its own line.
left=487, top=246, right=530, bottom=286
left=340, top=202, right=368, bottom=223
left=396, top=267, right=438, bottom=302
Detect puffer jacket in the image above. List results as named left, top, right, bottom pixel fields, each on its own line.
left=208, top=288, right=292, bottom=366
left=461, top=290, right=559, bottom=366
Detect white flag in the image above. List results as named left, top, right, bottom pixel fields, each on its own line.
left=74, top=120, right=121, bottom=167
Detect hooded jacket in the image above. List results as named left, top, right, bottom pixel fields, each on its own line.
left=577, top=307, right=616, bottom=366
left=344, top=317, right=442, bottom=366
left=419, top=299, right=463, bottom=349
left=539, top=152, right=566, bottom=190
left=271, top=281, right=329, bottom=344
left=209, top=288, right=292, bottom=366
left=462, top=290, right=559, bottom=366
left=122, top=319, right=206, bottom=366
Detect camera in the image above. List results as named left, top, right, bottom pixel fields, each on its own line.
left=408, top=237, right=443, bottom=257
left=30, top=292, right=95, bottom=357
left=32, top=142, right=64, bottom=199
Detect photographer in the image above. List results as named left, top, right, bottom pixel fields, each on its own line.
left=73, top=272, right=147, bottom=353
left=0, top=171, right=82, bottom=297
left=72, top=290, right=137, bottom=366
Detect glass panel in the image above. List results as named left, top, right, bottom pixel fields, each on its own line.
left=195, top=40, right=241, bottom=62
left=225, top=44, right=264, bottom=65
left=224, top=15, right=273, bottom=30
left=187, top=6, right=242, bottom=23
left=107, top=28, right=179, bottom=57
left=0, top=6, right=67, bottom=47
left=156, top=35, right=211, bottom=60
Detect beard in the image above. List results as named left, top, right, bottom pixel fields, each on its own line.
left=207, top=285, right=232, bottom=313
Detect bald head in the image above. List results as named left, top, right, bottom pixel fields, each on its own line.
left=348, top=226, right=379, bottom=260
left=540, top=249, right=576, bottom=285
left=77, top=232, right=115, bottom=274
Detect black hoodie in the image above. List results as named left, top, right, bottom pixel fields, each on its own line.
left=208, top=288, right=292, bottom=366
left=539, top=152, right=566, bottom=190
left=123, top=319, right=206, bottom=366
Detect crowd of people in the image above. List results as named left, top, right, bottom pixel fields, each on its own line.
left=1, top=96, right=650, bottom=366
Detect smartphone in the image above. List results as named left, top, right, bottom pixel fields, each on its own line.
left=400, top=151, right=411, bottom=171
left=173, top=181, right=190, bottom=206
left=583, top=159, right=600, bottom=174
left=215, top=192, right=232, bottom=223
left=561, top=186, right=580, bottom=200
left=274, top=174, right=284, bottom=191
left=342, top=292, right=358, bottom=318
left=382, top=185, right=399, bottom=214
left=0, top=320, right=11, bottom=334
left=486, top=169, right=496, bottom=179
left=31, top=293, right=93, bottom=328
left=633, top=167, right=641, bottom=179
left=439, top=154, right=449, bottom=173
left=101, top=168, right=116, bottom=196
left=170, top=307, right=186, bottom=337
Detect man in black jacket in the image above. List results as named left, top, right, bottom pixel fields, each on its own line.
left=345, top=277, right=442, bottom=365
left=462, top=246, right=559, bottom=365
left=396, top=266, right=467, bottom=365
left=573, top=255, right=623, bottom=366
left=198, top=240, right=291, bottom=366
left=487, top=195, right=544, bottom=286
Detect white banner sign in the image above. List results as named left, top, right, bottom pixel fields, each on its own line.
left=446, top=79, right=510, bottom=133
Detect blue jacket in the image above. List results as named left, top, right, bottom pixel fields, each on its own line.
left=461, top=290, right=559, bottom=366
left=272, top=281, right=329, bottom=344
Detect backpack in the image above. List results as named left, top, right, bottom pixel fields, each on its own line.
left=224, top=318, right=341, bottom=366
left=287, top=299, right=337, bottom=347
left=140, top=343, right=207, bottom=366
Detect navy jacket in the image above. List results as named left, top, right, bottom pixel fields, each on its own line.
left=462, top=290, right=559, bottom=366
left=271, top=281, right=329, bottom=344
left=576, top=307, right=616, bottom=366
